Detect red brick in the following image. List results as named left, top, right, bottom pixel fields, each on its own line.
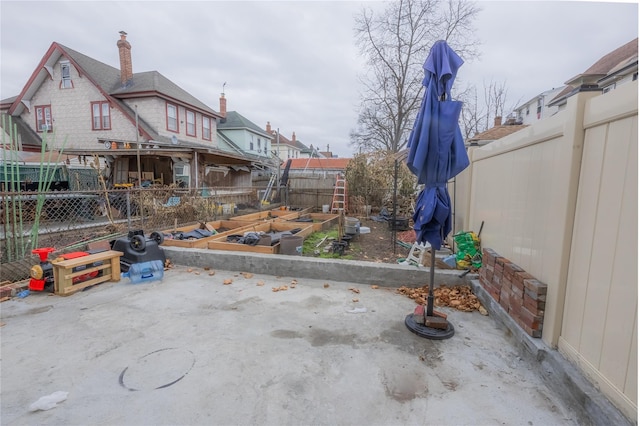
left=509, top=289, right=523, bottom=304
left=485, top=270, right=494, bottom=283
left=525, top=288, right=547, bottom=301
left=509, top=301, right=522, bottom=318
left=485, top=263, right=494, bottom=273
left=520, top=307, right=544, bottom=331
left=511, top=279, right=524, bottom=294
left=479, top=275, right=490, bottom=289
left=513, top=271, right=533, bottom=285
left=524, top=294, right=546, bottom=312
left=504, top=262, right=524, bottom=276
left=499, top=288, right=511, bottom=310
left=488, top=287, right=500, bottom=302
left=483, top=249, right=498, bottom=266
left=520, top=323, right=542, bottom=338
left=522, top=303, right=545, bottom=318
left=523, top=278, right=547, bottom=295
left=495, top=257, right=509, bottom=267
left=494, top=263, right=504, bottom=275
left=501, top=275, right=513, bottom=290
left=492, top=274, right=502, bottom=287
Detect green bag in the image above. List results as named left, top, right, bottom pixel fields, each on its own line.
left=454, top=231, right=482, bottom=270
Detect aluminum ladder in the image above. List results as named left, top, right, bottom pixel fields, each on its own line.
left=330, top=174, right=347, bottom=214
left=262, top=173, right=276, bottom=203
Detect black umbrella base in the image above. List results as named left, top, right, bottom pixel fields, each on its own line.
left=405, top=313, right=455, bottom=340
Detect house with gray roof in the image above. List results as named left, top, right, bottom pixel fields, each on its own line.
left=0, top=32, right=271, bottom=189
left=548, top=38, right=638, bottom=110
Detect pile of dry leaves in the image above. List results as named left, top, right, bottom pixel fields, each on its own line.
left=397, top=284, right=487, bottom=315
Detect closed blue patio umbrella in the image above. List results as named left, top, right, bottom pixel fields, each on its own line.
left=405, top=40, right=470, bottom=339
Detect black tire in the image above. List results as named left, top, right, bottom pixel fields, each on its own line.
left=130, top=234, right=146, bottom=252
left=150, top=231, right=164, bottom=245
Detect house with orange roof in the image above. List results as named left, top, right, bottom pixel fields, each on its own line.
left=467, top=116, right=528, bottom=147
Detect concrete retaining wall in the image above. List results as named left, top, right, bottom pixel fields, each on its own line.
left=163, top=246, right=466, bottom=288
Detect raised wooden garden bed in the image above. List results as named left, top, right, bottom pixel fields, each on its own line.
left=230, top=207, right=313, bottom=223
left=206, top=221, right=314, bottom=254
left=162, top=220, right=262, bottom=248
left=278, top=213, right=339, bottom=232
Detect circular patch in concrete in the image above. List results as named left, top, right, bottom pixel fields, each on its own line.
left=119, top=348, right=195, bottom=391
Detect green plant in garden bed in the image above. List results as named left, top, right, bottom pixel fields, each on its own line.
left=303, top=228, right=355, bottom=260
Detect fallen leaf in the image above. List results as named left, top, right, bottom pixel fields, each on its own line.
left=242, top=272, right=254, bottom=279
left=272, top=287, right=280, bottom=292
left=223, top=279, right=233, bottom=285
left=291, top=279, right=298, bottom=285
left=256, top=281, right=265, bottom=286
left=352, top=298, right=359, bottom=303
left=479, top=305, right=488, bottom=316
left=187, top=268, right=193, bottom=273
left=203, top=267, right=210, bottom=271
left=371, top=285, right=379, bottom=289
left=194, top=272, right=200, bottom=275
left=209, top=272, right=216, bottom=276
left=348, top=287, right=360, bottom=294
left=323, top=283, right=330, bottom=288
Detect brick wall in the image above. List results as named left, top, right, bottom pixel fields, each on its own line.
left=478, top=248, right=547, bottom=338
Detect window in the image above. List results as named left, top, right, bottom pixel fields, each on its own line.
left=174, top=163, right=190, bottom=188
left=202, top=116, right=211, bottom=140
left=60, top=62, right=73, bottom=89
left=186, top=110, right=196, bottom=136
left=257, top=138, right=261, bottom=151
left=35, top=105, right=52, bottom=132
left=91, top=101, right=111, bottom=130
left=633, top=72, right=638, bottom=81
left=166, top=103, right=178, bottom=132
left=250, top=141, right=254, bottom=150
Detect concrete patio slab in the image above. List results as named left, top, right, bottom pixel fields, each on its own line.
left=0, top=265, right=587, bottom=425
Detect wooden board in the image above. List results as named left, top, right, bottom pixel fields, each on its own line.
left=52, top=250, right=123, bottom=296
left=162, top=220, right=264, bottom=248
left=207, top=222, right=313, bottom=254
left=278, top=213, right=339, bottom=232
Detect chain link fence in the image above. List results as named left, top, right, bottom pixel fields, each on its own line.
left=1, top=184, right=419, bottom=284
left=1, top=187, right=259, bottom=283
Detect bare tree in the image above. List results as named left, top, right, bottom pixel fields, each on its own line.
left=350, top=0, right=481, bottom=153
left=456, top=78, right=522, bottom=139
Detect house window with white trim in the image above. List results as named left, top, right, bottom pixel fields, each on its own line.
left=174, top=162, right=190, bottom=188
left=60, top=62, right=73, bottom=89
left=91, top=101, right=111, bottom=130
left=186, top=110, right=196, bottom=136
left=202, top=116, right=211, bottom=140
left=167, top=103, right=178, bottom=132
left=35, top=105, right=52, bottom=132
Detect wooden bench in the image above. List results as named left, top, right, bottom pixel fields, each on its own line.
left=52, top=250, right=124, bottom=296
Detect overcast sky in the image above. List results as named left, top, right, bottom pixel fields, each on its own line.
left=1, top=1, right=637, bottom=157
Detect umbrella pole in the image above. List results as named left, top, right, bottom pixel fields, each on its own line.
left=426, top=248, right=436, bottom=317
left=404, top=244, right=455, bottom=340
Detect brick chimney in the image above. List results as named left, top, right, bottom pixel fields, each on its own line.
left=494, top=116, right=502, bottom=127
left=117, top=31, right=133, bottom=85
left=291, top=132, right=296, bottom=143
left=266, top=122, right=272, bottom=133
left=219, top=93, right=227, bottom=118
